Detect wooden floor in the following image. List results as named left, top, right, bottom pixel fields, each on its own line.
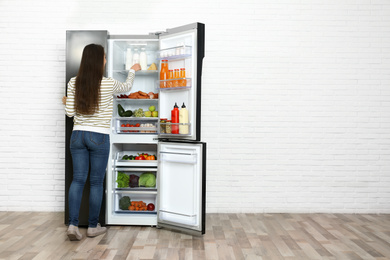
left=0, top=212, right=389, bottom=260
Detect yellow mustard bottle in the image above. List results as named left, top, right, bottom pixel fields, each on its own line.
left=179, top=102, right=189, bottom=134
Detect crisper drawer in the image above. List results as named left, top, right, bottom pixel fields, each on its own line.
left=114, top=118, right=158, bottom=134
left=115, top=167, right=157, bottom=190
left=115, top=151, right=157, bottom=167
left=115, top=192, right=157, bottom=215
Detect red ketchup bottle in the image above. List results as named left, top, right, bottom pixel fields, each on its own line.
left=171, top=103, right=180, bottom=134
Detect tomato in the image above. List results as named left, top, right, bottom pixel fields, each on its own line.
left=126, top=123, right=130, bottom=127
left=135, top=123, right=140, bottom=127
left=147, top=203, right=155, bottom=211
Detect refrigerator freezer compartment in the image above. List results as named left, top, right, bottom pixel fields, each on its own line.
left=158, top=46, right=192, bottom=60
left=115, top=192, right=157, bottom=214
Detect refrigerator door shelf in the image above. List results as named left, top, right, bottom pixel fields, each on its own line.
left=158, top=45, right=192, bottom=61
left=159, top=122, right=191, bottom=135
left=157, top=78, right=192, bottom=90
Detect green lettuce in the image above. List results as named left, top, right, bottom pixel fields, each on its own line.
left=139, top=172, right=156, bottom=187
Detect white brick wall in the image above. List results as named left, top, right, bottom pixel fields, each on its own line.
left=0, top=0, right=389, bottom=213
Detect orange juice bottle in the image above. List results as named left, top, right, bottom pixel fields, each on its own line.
left=173, top=69, right=179, bottom=87
left=180, top=68, right=187, bottom=87
left=167, top=70, right=173, bottom=88
left=159, top=60, right=168, bottom=88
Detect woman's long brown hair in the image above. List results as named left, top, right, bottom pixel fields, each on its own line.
left=75, top=44, right=105, bottom=115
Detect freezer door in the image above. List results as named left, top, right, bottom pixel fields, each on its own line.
left=158, top=23, right=205, bottom=141
left=157, top=141, right=206, bottom=235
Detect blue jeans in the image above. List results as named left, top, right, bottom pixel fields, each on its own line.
left=68, top=130, right=109, bottom=227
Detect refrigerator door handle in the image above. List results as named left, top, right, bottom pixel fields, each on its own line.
left=159, top=151, right=194, bottom=156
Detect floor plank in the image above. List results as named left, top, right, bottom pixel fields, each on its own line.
left=0, top=212, right=389, bottom=259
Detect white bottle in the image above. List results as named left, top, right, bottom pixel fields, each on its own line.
left=179, top=102, right=189, bottom=134
left=140, top=48, right=147, bottom=70
left=132, top=48, right=140, bottom=65
left=125, top=48, right=133, bottom=70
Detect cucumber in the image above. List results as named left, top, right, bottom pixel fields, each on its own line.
left=123, top=110, right=133, bottom=117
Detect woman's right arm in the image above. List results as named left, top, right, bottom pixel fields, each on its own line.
left=113, top=63, right=141, bottom=93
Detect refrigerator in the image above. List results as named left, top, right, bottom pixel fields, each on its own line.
left=65, top=23, right=206, bottom=236
left=65, top=30, right=108, bottom=227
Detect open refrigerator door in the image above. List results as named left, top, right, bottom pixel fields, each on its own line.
left=157, top=23, right=205, bottom=142
left=157, top=141, right=206, bottom=235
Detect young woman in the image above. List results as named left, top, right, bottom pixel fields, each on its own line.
left=63, top=44, right=141, bottom=241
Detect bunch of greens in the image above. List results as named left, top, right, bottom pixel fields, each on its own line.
left=139, top=172, right=156, bottom=187
left=116, top=171, right=129, bottom=188
left=119, top=196, right=131, bottom=210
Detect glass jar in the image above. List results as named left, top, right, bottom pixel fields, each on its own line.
left=166, top=120, right=172, bottom=134
left=160, top=118, right=167, bottom=134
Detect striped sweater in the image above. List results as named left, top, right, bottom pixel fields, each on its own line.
left=65, top=70, right=135, bottom=134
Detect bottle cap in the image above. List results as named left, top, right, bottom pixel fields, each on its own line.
left=182, top=102, right=186, bottom=108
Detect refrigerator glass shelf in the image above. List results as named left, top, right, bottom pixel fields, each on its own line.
left=117, top=158, right=158, bottom=163
left=116, top=117, right=159, bottom=120
left=115, top=210, right=157, bottom=215
left=115, top=98, right=158, bottom=102
left=115, top=160, right=158, bottom=167
left=116, top=187, right=157, bottom=192
left=115, top=190, right=157, bottom=195
left=113, top=70, right=158, bottom=76
left=158, top=46, right=192, bottom=61
left=117, top=131, right=157, bottom=134
left=158, top=86, right=191, bottom=91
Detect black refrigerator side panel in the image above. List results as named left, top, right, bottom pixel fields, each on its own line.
left=201, top=141, right=207, bottom=234
left=196, top=23, right=205, bottom=141
left=65, top=30, right=108, bottom=226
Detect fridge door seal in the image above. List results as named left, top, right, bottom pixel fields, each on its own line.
left=157, top=141, right=206, bottom=235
